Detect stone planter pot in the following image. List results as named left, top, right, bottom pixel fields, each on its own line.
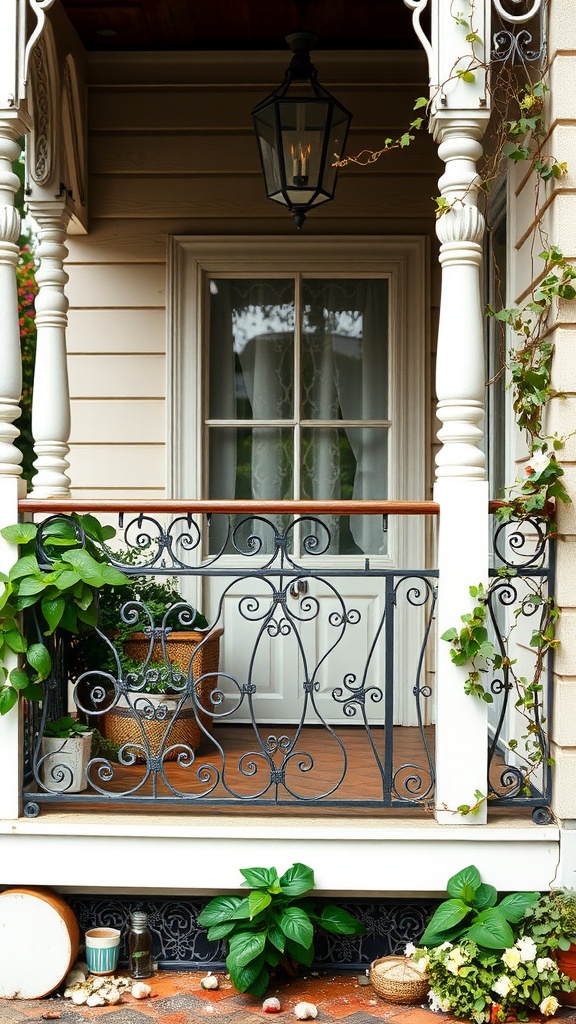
left=40, top=732, right=93, bottom=792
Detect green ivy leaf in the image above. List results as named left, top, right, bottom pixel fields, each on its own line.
left=248, top=890, right=271, bottom=919
left=240, top=866, right=279, bottom=890
left=278, top=907, right=314, bottom=950
left=497, top=891, right=540, bottom=922
left=466, top=910, right=514, bottom=949
left=26, top=643, right=52, bottom=680
left=0, top=685, right=18, bottom=715
left=0, top=523, right=37, bottom=546
left=279, top=862, right=314, bottom=896
left=228, top=930, right=266, bottom=968
left=447, top=865, right=481, bottom=901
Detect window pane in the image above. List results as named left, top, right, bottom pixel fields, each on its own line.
left=209, top=279, right=295, bottom=421
left=301, top=279, right=388, bottom=422
left=209, top=426, right=293, bottom=500
left=208, top=426, right=293, bottom=554
left=300, top=427, right=388, bottom=554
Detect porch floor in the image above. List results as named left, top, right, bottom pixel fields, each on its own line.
left=79, top=725, right=436, bottom=809
left=3, top=969, right=576, bottom=1024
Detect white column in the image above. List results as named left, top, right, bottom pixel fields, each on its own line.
left=0, top=123, right=26, bottom=820
left=28, top=203, right=71, bottom=496
left=433, top=119, right=490, bottom=825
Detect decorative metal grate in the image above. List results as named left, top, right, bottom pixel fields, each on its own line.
left=66, top=894, right=436, bottom=972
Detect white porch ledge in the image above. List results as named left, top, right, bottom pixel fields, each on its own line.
left=0, top=814, right=560, bottom=897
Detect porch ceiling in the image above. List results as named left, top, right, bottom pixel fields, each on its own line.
left=59, top=0, right=422, bottom=52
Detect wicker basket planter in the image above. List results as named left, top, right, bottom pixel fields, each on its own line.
left=369, top=956, right=429, bottom=1004
left=102, top=628, right=222, bottom=762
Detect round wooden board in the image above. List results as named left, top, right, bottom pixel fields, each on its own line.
left=0, top=887, right=80, bottom=998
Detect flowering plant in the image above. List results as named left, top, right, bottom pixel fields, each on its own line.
left=408, top=868, right=576, bottom=1023
left=408, top=936, right=574, bottom=1023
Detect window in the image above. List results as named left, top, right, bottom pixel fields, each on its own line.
left=207, top=276, right=389, bottom=554
left=169, top=237, right=427, bottom=568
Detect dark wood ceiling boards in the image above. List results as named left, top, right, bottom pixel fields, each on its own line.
left=59, top=0, right=421, bottom=52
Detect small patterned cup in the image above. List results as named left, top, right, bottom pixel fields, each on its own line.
left=85, top=927, right=121, bottom=975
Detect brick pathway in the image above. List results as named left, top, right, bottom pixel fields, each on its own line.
left=1, top=971, right=576, bottom=1024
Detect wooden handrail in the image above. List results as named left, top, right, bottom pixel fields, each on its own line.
left=18, top=498, right=440, bottom=516
left=17, top=498, right=533, bottom=516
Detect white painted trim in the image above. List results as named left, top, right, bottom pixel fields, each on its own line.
left=0, top=815, right=559, bottom=896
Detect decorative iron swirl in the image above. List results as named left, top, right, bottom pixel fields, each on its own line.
left=492, top=517, right=548, bottom=568
left=392, top=763, right=433, bottom=801
left=492, top=0, right=542, bottom=23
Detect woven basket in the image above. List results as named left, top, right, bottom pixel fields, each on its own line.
left=369, top=956, right=429, bottom=1004
left=102, top=628, right=222, bottom=762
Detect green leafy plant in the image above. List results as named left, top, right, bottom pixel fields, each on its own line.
left=43, top=715, right=91, bottom=739
left=197, top=862, right=365, bottom=997
left=420, top=865, right=539, bottom=950
left=71, top=565, right=209, bottom=694
left=0, top=514, right=128, bottom=715
left=522, top=889, right=576, bottom=953
left=442, top=579, right=558, bottom=797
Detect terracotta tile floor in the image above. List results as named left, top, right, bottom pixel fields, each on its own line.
left=2, top=972, right=576, bottom=1024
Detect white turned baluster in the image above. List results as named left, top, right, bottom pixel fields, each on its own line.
left=0, top=127, right=24, bottom=481
left=29, top=205, right=71, bottom=496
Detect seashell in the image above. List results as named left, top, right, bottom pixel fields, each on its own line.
left=63, top=969, right=86, bottom=988
left=293, top=1002, right=318, bottom=1020
left=86, top=993, right=106, bottom=1006
left=262, top=996, right=281, bottom=1012
left=131, top=982, right=152, bottom=999
left=201, top=973, right=219, bottom=990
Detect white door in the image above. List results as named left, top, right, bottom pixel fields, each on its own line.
left=169, top=237, right=428, bottom=726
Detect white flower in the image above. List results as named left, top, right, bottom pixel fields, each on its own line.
left=428, top=989, right=451, bottom=1013
left=492, top=975, right=514, bottom=998
left=539, top=996, right=560, bottom=1016
left=526, top=452, right=550, bottom=475
left=515, top=936, right=537, bottom=962
left=501, top=947, right=522, bottom=970
left=415, top=955, right=430, bottom=974
left=404, top=942, right=417, bottom=956
left=536, top=957, right=556, bottom=973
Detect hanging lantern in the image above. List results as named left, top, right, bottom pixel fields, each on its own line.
left=252, top=32, right=352, bottom=228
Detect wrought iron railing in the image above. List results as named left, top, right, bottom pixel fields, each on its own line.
left=17, top=501, right=554, bottom=820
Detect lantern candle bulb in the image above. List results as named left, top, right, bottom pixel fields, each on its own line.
left=291, top=143, right=310, bottom=183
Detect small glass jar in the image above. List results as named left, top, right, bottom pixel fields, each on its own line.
left=128, top=910, right=153, bottom=978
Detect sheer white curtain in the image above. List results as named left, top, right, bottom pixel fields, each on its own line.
left=208, top=278, right=388, bottom=554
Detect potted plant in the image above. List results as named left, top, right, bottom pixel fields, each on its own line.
left=198, top=862, right=366, bottom=997
left=74, top=570, right=223, bottom=761
left=39, top=715, right=93, bottom=793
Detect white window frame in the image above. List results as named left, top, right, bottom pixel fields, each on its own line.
left=167, top=235, right=428, bottom=570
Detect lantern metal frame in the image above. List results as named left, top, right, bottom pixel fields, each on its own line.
left=252, top=32, right=352, bottom=228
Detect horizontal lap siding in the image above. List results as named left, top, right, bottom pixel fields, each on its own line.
left=66, top=53, right=439, bottom=498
